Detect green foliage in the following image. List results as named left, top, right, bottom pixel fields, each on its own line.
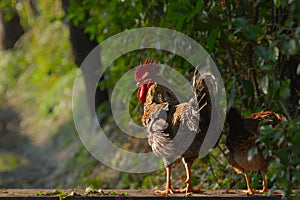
left=0, top=0, right=18, bottom=21
left=66, top=0, right=300, bottom=112
left=258, top=117, right=300, bottom=198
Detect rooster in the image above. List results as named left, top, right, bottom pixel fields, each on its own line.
left=226, top=107, right=285, bottom=195
left=135, top=59, right=211, bottom=194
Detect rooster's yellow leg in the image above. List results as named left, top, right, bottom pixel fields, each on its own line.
left=174, top=158, right=200, bottom=194
left=181, top=159, right=192, bottom=193
left=155, top=166, right=174, bottom=194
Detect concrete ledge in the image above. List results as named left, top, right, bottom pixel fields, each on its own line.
left=0, top=189, right=283, bottom=199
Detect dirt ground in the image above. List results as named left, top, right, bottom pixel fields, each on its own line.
left=0, top=189, right=284, bottom=199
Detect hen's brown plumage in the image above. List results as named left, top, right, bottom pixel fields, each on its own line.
left=226, top=107, right=285, bottom=194
left=139, top=66, right=211, bottom=194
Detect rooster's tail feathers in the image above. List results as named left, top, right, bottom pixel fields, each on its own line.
left=184, top=69, right=211, bottom=133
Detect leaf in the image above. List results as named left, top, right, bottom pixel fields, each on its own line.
left=259, top=75, right=269, bottom=95
left=292, top=131, right=300, bottom=144
left=248, top=147, right=258, bottom=161
left=66, top=191, right=81, bottom=198
left=36, top=191, right=45, bottom=195
left=196, top=0, right=203, bottom=12
left=176, top=17, right=186, bottom=30
left=242, top=79, right=255, bottom=97
left=251, top=25, right=265, bottom=37
left=274, top=131, right=281, bottom=141
left=274, top=0, right=280, bottom=7
left=270, top=79, right=280, bottom=97
left=272, top=46, right=279, bottom=61
left=84, top=187, right=95, bottom=195
left=233, top=18, right=257, bottom=40
left=98, top=189, right=105, bottom=195
left=297, top=63, right=300, bottom=75
left=84, top=187, right=105, bottom=195
left=295, top=27, right=300, bottom=39
left=208, top=28, right=219, bottom=51
left=120, top=192, right=129, bottom=196
left=58, top=194, right=67, bottom=200
left=261, top=64, right=272, bottom=71
left=262, top=149, right=269, bottom=159
left=287, top=39, right=297, bottom=55
left=275, top=149, right=289, bottom=165
left=277, top=136, right=285, bottom=147
left=279, top=86, right=291, bottom=100
left=255, top=46, right=267, bottom=58
left=166, top=2, right=189, bottom=22
left=233, top=17, right=247, bottom=28
left=284, top=18, right=295, bottom=28
left=46, top=190, right=64, bottom=195
left=244, top=26, right=257, bottom=40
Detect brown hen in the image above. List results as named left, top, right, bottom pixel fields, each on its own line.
left=135, top=59, right=211, bottom=194
left=226, top=107, right=285, bottom=194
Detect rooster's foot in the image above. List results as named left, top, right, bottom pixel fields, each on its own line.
left=155, top=188, right=174, bottom=195
left=173, top=183, right=201, bottom=194
left=260, top=188, right=268, bottom=193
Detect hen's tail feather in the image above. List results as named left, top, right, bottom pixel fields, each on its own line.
left=248, top=111, right=285, bottom=127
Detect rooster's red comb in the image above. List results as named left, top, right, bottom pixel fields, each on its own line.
left=135, top=58, right=159, bottom=83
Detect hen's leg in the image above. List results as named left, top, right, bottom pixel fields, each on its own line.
left=155, top=166, right=174, bottom=194
left=244, top=173, right=255, bottom=195
left=245, top=171, right=268, bottom=195
left=260, top=170, right=268, bottom=193
left=174, top=158, right=200, bottom=194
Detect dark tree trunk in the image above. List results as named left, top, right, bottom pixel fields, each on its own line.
left=0, top=8, right=24, bottom=50
left=61, top=0, right=109, bottom=118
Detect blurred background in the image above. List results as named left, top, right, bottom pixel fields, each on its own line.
left=0, top=0, right=299, bottom=198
